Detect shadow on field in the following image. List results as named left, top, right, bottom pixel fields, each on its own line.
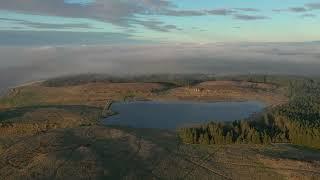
left=261, top=144, right=320, bottom=162
left=0, top=105, right=101, bottom=121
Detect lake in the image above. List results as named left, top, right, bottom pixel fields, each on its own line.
left=103, top=101, right=266, bottom=129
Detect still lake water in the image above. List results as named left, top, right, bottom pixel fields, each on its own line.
left=103, top=101, right=266, bottom=129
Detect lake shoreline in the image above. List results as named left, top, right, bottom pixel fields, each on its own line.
left=103, top=100, right=266, bottom=130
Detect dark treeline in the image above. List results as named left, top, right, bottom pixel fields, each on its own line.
left=42, top=73, right=216, bottom=87
left=179, top=76, right=320, bottom=149
left=43, top=73, right=317, bottom=91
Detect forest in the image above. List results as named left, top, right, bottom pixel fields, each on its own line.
left=42, top=73, right=216, bottom=87
left=179, top=76, right=320, bottom=149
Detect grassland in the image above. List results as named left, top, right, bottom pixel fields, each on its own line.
left=1, top=124, right=319, bottom=179
left=0, top=75, right=319, bottom=180
left=161, top=80, right=287, bottom=105
left=0, top=105, right=101, bottom=137
left=0, top=78, right=287, bottom=109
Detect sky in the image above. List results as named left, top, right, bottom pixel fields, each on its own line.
left=0, top=0, right=319, bottom=44
left=0, top=0, right=320, bottom=93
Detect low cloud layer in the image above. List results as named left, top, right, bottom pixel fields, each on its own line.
left=1, top=42, right=320, bottom=93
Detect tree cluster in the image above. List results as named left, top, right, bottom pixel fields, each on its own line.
left=179, top=77, right=320, bottom=149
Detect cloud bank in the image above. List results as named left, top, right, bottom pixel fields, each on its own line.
left=1, top=42, right=320, bottom=93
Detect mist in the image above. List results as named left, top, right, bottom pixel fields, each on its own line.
left=1, top=42, right=320, bottom=93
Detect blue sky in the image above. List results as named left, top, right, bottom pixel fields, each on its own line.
left=0, top=0, right=319, bottom=44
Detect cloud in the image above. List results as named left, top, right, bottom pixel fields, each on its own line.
left=162, top=9, right=205, bottom=16
left=233, top=14, right=269, bottom=20
left=0, top=0, right=177, bottom=31
left=273, top=7, right=308, bottom=13
left=163, top=8, right=261, bottom=17
left=207, top=9, right=235, bottom=16
left=273, top=3, right=320, bottom=14
left=300, top=14, right=316, bottom=18
left=0, top=0, right=210, bottom=32
left=164, top=25, right=182, bottom=31
left=289, top=7, right=308, bottom=13
left=272, top=9, right=284, bottom=13
left=1, top=42, right=320, bottom=93
left=24, top=22, right=93, bottom=29
left=0, top=17, right=94, bottom=29
left=306, top=3, right=320, bottom=10
left=132, top=19, right=182, bottom=32
left=235, top=8, right=260, bottom=12
left=0, top=0, right=269, bottom=32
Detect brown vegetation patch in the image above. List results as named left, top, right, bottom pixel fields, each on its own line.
left=0, top=80, right=287, bottom=110
left=1, top=123, right=319, bottom=179
left=258, top=156, right=320, bottom=180
left=0, top=82, right=164, bottom=109
left=165, top=80, right=287, bottom=105
left=0, top=106, right=100, bottom=137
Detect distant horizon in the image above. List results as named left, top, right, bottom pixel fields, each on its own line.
left=1, top=70, right=320, bottom=96
left=1, top=30, right=320, bottom=46
left=1, top=0, right=320, bottom=94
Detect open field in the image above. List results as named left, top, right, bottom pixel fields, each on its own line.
left=0, top=105, right=101, bottom=137
left=162, top=80, right=287, bottom=106
left=0, top=123, right=319, bottom=179
left=0, top=80, right=287, bottom=110
left=0, top=82, right=164, bottom=108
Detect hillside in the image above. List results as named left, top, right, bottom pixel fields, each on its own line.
left=179, top=77, right=320, bottom=148
left=0, top=74, right=287, bottom=109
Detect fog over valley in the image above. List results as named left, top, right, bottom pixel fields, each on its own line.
left=1, top=42, right=320, bottom=93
